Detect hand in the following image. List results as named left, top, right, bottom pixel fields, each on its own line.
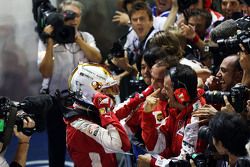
left=192, top=104, right=218, bottom=122
left=14, top=117, right=35, bottom=143
left=144, top=89, right=160, bottom=113
left=75, top=31, right=84, bottom=44
left=111, top=56, right=129, bottom=70
left=112, top=11, right=130, bottom=26
left=43, top=25, right=54, bottom=36
left=179, top=23, right=196, bottom=40
left=137, top=154, right=151, bottom=167
left=92, top=92, right=115, bottom=115
left=205, top=75, right=222, bottom=90
left=221, top=95, right=235, bottom=112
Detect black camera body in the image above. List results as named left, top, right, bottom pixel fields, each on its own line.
left=0, top=97, right=35, bottom=136
left=216, top=16, right=250, bottom=53
left=33, top=0, right=75, bottom=44
left=204, top=83, right=249, bottom=113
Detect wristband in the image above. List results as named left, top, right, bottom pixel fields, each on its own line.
left=192, top=34, right=200, bottom=43
left=18, top=142, right=29, bottom=145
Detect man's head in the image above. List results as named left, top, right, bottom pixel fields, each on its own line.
left=210, top=112, right=249, bottom=157
left=216, top=54, right=243, bottom=91
left=187, top=9, right=212, bottom=39
left=221, top=0, right=242, bottom=19
left=162, top=64, right=198, bottom=107
left=129, top=2, right=153, bottom=41
left=59, top=0, right=84, bottom=28
left=154, top=0, right=172, bottom=14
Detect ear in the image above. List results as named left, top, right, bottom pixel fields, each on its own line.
left=174, top=88, right=190, bottom=105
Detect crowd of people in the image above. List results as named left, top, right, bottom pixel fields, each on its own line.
left=1, top=0, right=250, bottom=167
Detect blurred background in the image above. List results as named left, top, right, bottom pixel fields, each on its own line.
left=1, top=0, right=154, bottom=166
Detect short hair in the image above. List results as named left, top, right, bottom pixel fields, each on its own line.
left=128, top=1, right=153, bottom=21
left=59, top=0, right=84, bottom=14
left=209, top=112, right=250, bottom=157
left=186, top=8, right=212, bottom=30
left=166, top=64, right=198, bottom=100
left=148, top=31, right=184, bottom=60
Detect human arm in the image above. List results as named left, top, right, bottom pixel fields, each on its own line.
left=11, top=117, right=35, bottom=167
left=112, top=11, right=130, bottom=26
left=38, top=25, right=54, bottom=78
left=75, top=32, right=102, bottom=63
left=239, top=44, right=250, bottom=88
left=74, top=92, right=131, bottom=152
left=163, top=0, right=179, bottom=31
left=114, top=85, right=154, bottom=120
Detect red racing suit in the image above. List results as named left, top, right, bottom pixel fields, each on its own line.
left=113, top=86, right=168, bottom=136
left=141, top=89, right=206, bottom=162
left=64, top=93, right=131, bottom=167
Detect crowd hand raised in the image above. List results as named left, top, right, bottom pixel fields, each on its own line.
left=143, top=89, right=161, bottom=113
left=192, top=104, right=218, bottom=122
left=111, top=56, right=128, bottom=69
left=112, top=11, right=130, bottom=26
left=179, top=22, right=196, bottom=40
left=137, top=154, right=151, bottom=167
left=221, top=95, right=235, bottom=112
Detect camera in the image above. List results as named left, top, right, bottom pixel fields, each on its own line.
left=204, top=83, right=249, bottom=113
left=216, top=16, right=250, bottom=53
left=217, top=30, right=250, bottom=54
left=32, top=0, right=75, bottom=43
left=0, top=95, right=53, bottom=151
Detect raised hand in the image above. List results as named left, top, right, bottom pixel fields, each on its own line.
left=143, top=89, right=161, bottom=113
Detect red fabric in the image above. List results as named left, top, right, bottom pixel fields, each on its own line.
left=204, top=0, right=212, bottom=9
left=92, top=92, right=115, bottom=112
left=127, top=100, right=168, bottom=135
left=65, top=112, right=130, bottom=167
left=142, top=89, right=206, bottom=158
left=114, top=86, right=154, bottom=120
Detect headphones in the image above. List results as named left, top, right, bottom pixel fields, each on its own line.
left=168, top=67, right=190, bottom=105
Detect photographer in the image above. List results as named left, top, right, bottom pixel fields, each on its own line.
left=209, top=111, right=250, bottom=167
left=37, top=0, right=102, bottom=166
left=0, top=115, right=35, bottom=167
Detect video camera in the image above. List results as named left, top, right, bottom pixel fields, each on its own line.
left=0, top=95, right=53, bottom=152
left=204, top=83, right=249, bottom=113
left=32, top=0, right=76, bottom=43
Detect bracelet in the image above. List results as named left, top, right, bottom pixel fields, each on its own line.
left=192, top=34, right=200, bottom=43
left=18, top=142, right=29, bottom=145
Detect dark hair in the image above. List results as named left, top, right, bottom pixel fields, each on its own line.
left=128, top=1, right=153, bottom=21
left=186, top=8, right=212, bottom=30
left=209, top=112, right=250, bottom=157
left=167, top=64, right=198, bottom=100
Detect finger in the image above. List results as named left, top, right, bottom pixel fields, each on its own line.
left=22, top=119, right=28, bottom=128
left=223, top=95, right=230, bottom=106
left=26, top=117, right=36, bottom=128
left=150, top=88, right=161, bottom=97
left=115, top=11, right=123, bottom=15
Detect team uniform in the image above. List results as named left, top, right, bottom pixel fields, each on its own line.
left=141, top=89, right=206, bottom=160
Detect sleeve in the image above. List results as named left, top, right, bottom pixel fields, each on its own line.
left=81, top=32, right=100, bottom=52
left=114, top=86, right=154, bottom=120
left=141, top=111, right=162, bottom=152
left=70, top=112, right=131, bottom=153
left=0, top=156, right=9, bottom=167
left=37, top=39, right=46, bottom=66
